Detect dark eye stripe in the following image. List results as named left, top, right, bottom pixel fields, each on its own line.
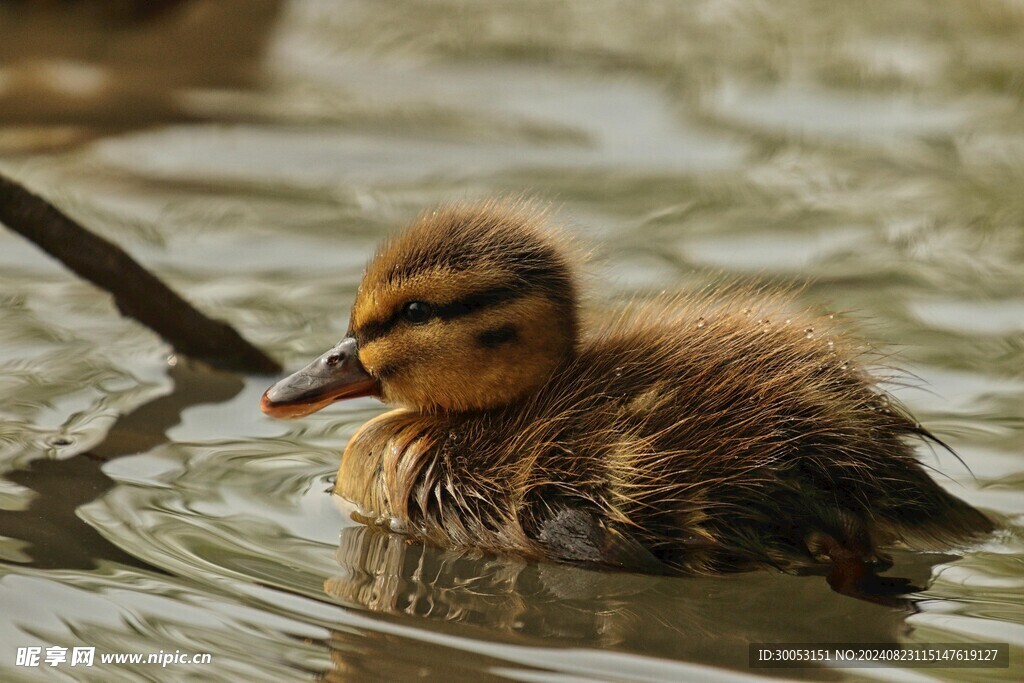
left=356, top=317, right=395, bottom=344
left=433, top=285, right=521, bottom=320
left=355, top=284, right=524, bottom=343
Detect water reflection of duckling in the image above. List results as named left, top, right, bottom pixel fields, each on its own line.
left=323, top=524, right=937, bottom=666
left=262, top=200, right=992, bottom=594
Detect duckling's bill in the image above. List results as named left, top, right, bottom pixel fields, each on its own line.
left=260, top=337, right=378, bottom=418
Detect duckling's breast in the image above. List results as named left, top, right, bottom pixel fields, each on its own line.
left=335, top=409, right=437, bottom=531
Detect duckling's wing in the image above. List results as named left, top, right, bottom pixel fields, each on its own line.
left=535, top=507, right=669, bottom=574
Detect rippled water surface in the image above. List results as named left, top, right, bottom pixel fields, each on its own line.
left=1, top=1, right=1022, bottom=681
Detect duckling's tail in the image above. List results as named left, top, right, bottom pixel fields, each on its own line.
left=886, top=482, right=993, bottom=552
left=879, top=429, right=994, bottom=550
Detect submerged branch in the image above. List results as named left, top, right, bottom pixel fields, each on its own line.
left=0, top=172, right=281, bottom=374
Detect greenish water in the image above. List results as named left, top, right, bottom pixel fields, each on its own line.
left=1, top=1, right=1022, bottom=681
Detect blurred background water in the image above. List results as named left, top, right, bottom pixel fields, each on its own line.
left=0, top=1, right=1022, bottom=681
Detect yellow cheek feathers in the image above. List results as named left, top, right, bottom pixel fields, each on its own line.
left=357, top=293, right=574, bottom=411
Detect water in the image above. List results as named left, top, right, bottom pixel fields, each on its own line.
left=1, top=1, right=1022, bottom=680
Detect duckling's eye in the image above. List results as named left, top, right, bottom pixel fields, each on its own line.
left=402, top=301, right=433, bottom=324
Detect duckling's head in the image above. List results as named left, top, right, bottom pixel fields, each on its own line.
left=262, top=201, right=578, bottom=416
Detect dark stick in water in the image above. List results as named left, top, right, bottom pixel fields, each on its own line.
left=0, top=172, right=280, bottom=374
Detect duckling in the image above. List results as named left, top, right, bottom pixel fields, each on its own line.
left=261, top=200, right=992, bottom=585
